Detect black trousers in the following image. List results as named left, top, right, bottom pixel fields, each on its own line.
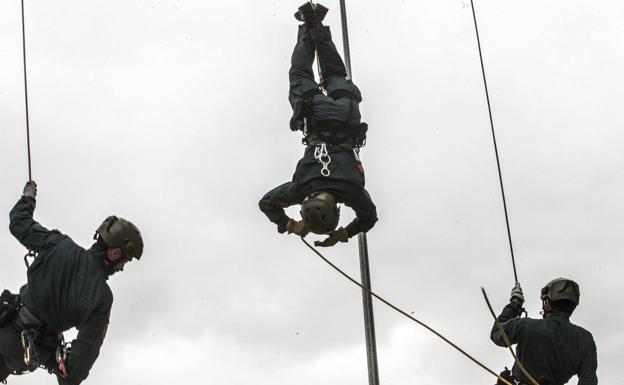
left=288, top=25, right=362, bottom=106
left=0, top=356, right=10, bottom=382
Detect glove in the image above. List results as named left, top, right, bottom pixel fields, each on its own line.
left=496, top=367, right=514, bottom=385
left=286, top=219, right=310, bottom=237
left=510, top=282, right=524, bottom=306
left=22, top=181, right=37, bottom=200
left=314, top=227, right=348, bottom=247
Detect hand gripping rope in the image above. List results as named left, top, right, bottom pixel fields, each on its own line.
left=301, top=238, right=515, bottom=385
left=482, top=288, right=540, bottom=385
left=20, top=0, right=33, bottom=182
left=19, top=0, right=38, bottom=270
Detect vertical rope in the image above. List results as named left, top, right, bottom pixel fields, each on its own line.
left=469, top=0, right=518, bottom=283
left=21, top=0, right=33, bottom=181
left=308, top=0, right=324, bottom=88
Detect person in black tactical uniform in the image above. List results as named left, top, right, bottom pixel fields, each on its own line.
left=491, top=279, right=597, bottom=385
left=0, top=181, right=143, bottom=385
left=259, top=2, right=377, bottom=247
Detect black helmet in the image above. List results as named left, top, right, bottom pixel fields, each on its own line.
left=95, top=216, right=144, bottom=260
left=300, top=192, right=339, bottom=234
left=541, top=278, right=580, bottom=305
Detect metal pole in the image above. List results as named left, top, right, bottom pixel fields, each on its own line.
left=339, top=1, right=380, bottom=384
left=358, top=233, right=380, bottom=385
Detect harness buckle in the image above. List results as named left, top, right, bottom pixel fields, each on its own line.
left=55, top=336, right=71, bottom=378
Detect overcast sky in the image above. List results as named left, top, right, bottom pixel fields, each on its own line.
left=1, top=0, right=622, bottom=384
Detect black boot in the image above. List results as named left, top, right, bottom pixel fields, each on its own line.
left=294, top=2, right=328, bottom=27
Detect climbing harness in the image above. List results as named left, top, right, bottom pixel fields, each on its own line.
left=301, top=238, right=514, bottom=385
left=481, top=288, right=540, bottom=385
left=469, top=0, right=519, bottom=283
left=314, top=143, right=331, bottom=176
left=302, top=1, right=367, bottom=151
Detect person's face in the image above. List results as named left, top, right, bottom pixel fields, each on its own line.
left=541, top=298, right=552, bottom=317
left=107, top=248, right=131, bottom=273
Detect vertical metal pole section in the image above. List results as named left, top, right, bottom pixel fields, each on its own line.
left=357, top=233, right=380, bottom=385
left=339, top=1, right=380, bottom=384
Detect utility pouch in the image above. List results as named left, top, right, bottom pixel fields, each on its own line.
left=0, top=290, right=20, bottom=326
left=354, top=122, right=368, bottom=147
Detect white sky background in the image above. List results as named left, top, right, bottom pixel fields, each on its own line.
left=0, top=0, right=622, bottom=384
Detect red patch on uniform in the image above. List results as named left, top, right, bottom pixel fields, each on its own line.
left=356, top=162, right=365, bottom=176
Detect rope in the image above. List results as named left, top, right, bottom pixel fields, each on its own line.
left=300, top=238, right=513, bottom=385
left=308, top=0, right=324, bottom=89
left=469, top=0, right=518, bottom=283
left=20, top=0, right=33, bottom=181
left=481, top=288, right=540, bottom=385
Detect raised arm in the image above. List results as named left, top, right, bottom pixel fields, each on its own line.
left=9, top=182, right=62, bottom=252
left=258, top=182, right=305, bottom=233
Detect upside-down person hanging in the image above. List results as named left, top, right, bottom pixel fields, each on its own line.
left=0, top=181, right=144, bottom=384
left=259, top=2, right=377, bottom=247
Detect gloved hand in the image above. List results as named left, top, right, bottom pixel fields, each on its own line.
left=286, top=218, right=310, bottom=237
left=510, top=282, right=524, bottom=306
left=314, top=227, right=348, bottom=247
left=496, top=367, right=514, bottom=385
left=22, top=181, right=37, bottom=200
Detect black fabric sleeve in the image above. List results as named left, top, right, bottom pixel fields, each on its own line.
left=344, top=189, right=377, bottom=238
left=58, top=299, right=112, bottom=385
left=9, top=196, right=63, bottom=253
left=577, top=336, right=598, bottom=385
left=490, top=303, right=523, bottom=347
left=258, top=182, right=304, bottom=233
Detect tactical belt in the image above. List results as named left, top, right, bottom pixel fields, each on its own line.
left=303, top=122, right=367, bottom=149
left=3, top=295, right=68, bottom=377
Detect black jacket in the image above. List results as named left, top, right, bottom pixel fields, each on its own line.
left=491, top=304, right=598, bottom=385
left=7, top=196, right=112, bottom=385
left=259, top=145, right=377, bottom=237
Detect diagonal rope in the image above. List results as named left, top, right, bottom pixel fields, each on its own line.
left=300, top=238, right=514, bottom=385
left=469, top=0, right=518, bottom=283
left=482, top=288, right=540, bottom=385
left=20, top=0, right=33, bottom=182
